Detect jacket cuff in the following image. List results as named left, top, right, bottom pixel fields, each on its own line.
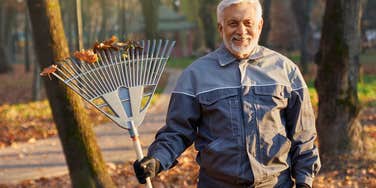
left=296, top=175, right=313, bottom=188
left=150, top=153, right=176, bottom=171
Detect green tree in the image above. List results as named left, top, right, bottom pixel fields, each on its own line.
left=27, top=0, right=115, bottom=187
left=315, top=0, right=363, bottom=156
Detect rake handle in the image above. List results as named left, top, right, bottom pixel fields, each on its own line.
left=129, top=121, right=153, bottom=188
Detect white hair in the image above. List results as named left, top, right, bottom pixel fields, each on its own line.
left=217, top=0, right=263, bottom=24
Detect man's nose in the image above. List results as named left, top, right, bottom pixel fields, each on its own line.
left=236, top=24, right=247, bottom=34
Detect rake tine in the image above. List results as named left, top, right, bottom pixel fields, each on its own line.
left=146, top=40, right=156, bottom=85
left=81, top=59, right=109, bottom=97
left=139, top=40, right=145, bottom=86
left=63, top=59, right=99, bottom=98
left=57, top=61, right=90, bottom=96
left=152, top=41, right=168, bottom=84
left=155, top=41, right=175, bottom=89
left=106, top=49, right=121, bottom=89
left=125, top=49, right=132, bottom=87
left=55, top=66, right=93, bottom=99
left=100, top=51, right=117, bottom=91
left=143, top=40, right=150, bottom=85
left=74, top=58, right=107, bottom=97
left=60, top=69, right=94, bottom=99
left=149, top=40, right=162, bottom=85
left=83, top=57, right=110, bottom=94
left=116, top=50, right=125, bottom=87
left=152, top=40, right=168, bottom=84
left=51, top=71, right=91, bottom=100
left=126, top=49, right=132, bottom=87
left=131, top=48, right=136, bottom=87
left=136, top=46, right=141, bottom=86
left=97, top=52, right=116, bottom=92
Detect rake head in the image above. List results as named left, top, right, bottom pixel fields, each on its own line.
left=48, top=39, right=175, bottom=130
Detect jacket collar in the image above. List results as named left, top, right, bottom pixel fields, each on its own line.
left=216, top=43, right=264, bottom=67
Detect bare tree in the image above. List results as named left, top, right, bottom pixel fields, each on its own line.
left=259, top=0, right=272, bottom=46
left=315, top=0, right=363, bottom=156
left=291, top=0, right=314, bottom=74
left=98, top=0, right=111, bottom=40
left=0, top=1, right=15, bottom=73
left=140, top=0, right=160, bottom=39
left=27, top=0, right=115, bottom=187
left=199, top=0, right=219, bottom=50
left=25, top=6, right=31, bottom=72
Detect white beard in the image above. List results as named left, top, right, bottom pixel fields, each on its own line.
left=223, top=34, right=258, bottom=58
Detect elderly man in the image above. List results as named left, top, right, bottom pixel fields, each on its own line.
left=133, top=0, right=321, bottom=187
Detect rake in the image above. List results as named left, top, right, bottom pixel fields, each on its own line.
left=45, top=39, right=175, bottom=188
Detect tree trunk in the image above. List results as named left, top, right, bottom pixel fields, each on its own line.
left=199, top=0, right=218, bottom=51
left=315, top=0, right=363, bottom=156
left=27, top=1, right=115, bottom=187
left=25, top=8, right=31, bottom=72
left=181, top=0, right=205, bottom=50
left=0, top=2, right=14, bottom=73
left=32, top=62, right=41, bottom=101
left=291, top=0, right=313, bottom=74
left=98, top=0, right=110, bottom=40
left=140, top=0, right=160, bottom=39
left=259, top=0, right=272, bottom=46
left=118, top=0, right=127, bottom=40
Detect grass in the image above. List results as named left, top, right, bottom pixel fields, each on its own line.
left=167, top=57, right=196, bottom=69
left=307, top=75, right=376, bottom=108
left=358, top=75, right=376, bottom=107
left=360, top=49, right=376, bottom=65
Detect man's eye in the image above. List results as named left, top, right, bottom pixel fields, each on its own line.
left=229, top=23, right=237, bottom=27
left=244, top=22, right=254, bottom=27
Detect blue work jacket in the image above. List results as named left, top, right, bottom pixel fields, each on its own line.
left=148, top=44, right=321, bottom=188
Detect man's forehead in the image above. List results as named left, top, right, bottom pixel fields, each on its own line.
left=223, top=3, right=258, bottom=21
left=223, top=3, right=257, bottom=17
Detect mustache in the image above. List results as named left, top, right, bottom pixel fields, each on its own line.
left=231, top=35, right=251, bottom=40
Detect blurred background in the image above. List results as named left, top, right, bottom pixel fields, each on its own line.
left=0, top=0, right=375, bottom=187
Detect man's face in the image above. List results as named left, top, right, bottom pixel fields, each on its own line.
left=218, top=2, right=263, bottom=59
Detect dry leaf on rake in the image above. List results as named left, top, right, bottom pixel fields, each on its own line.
left=40, top=64, right=58, bottom=80
left=93, top=36, right=120, bottom=52
left=116, top=40, right=143, bottom=51
left=73, top=49, right=98, bottom=64
left=103, top=35, right=118, bottom=45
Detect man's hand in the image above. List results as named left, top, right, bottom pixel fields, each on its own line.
left=133, top=156, right=161, bottom=184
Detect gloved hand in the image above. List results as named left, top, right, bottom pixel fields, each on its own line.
left=296, top=183, right=311, bottom=188
left=133, top=156, right=161, bottom=184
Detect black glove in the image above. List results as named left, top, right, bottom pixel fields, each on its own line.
left=133, top=156, right=161, bottom=184
left=296, top=183, right=311, bottom=188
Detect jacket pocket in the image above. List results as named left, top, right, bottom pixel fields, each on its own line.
left=253, top=85, right=290, bottom=134
left=197, top=88, right=241, bottom=137
left=198, top=88, right=239, bottom=105
left=254, top=84, right=291, bottom=104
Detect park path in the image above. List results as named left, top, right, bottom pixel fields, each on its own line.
left=0, top=69, right=181, bottom=184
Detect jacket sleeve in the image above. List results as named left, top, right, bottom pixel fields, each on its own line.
left=286, top=68, right=321, bottom=187
left=147, top=92, right=200, bottom=170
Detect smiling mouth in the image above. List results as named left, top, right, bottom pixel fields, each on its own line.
left=231, top=36, right=250, bottom=45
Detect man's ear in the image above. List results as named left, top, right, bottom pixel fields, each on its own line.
left=217, top=23, right=223, bottom=35
left=258, top=18, right=264, bottom=33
